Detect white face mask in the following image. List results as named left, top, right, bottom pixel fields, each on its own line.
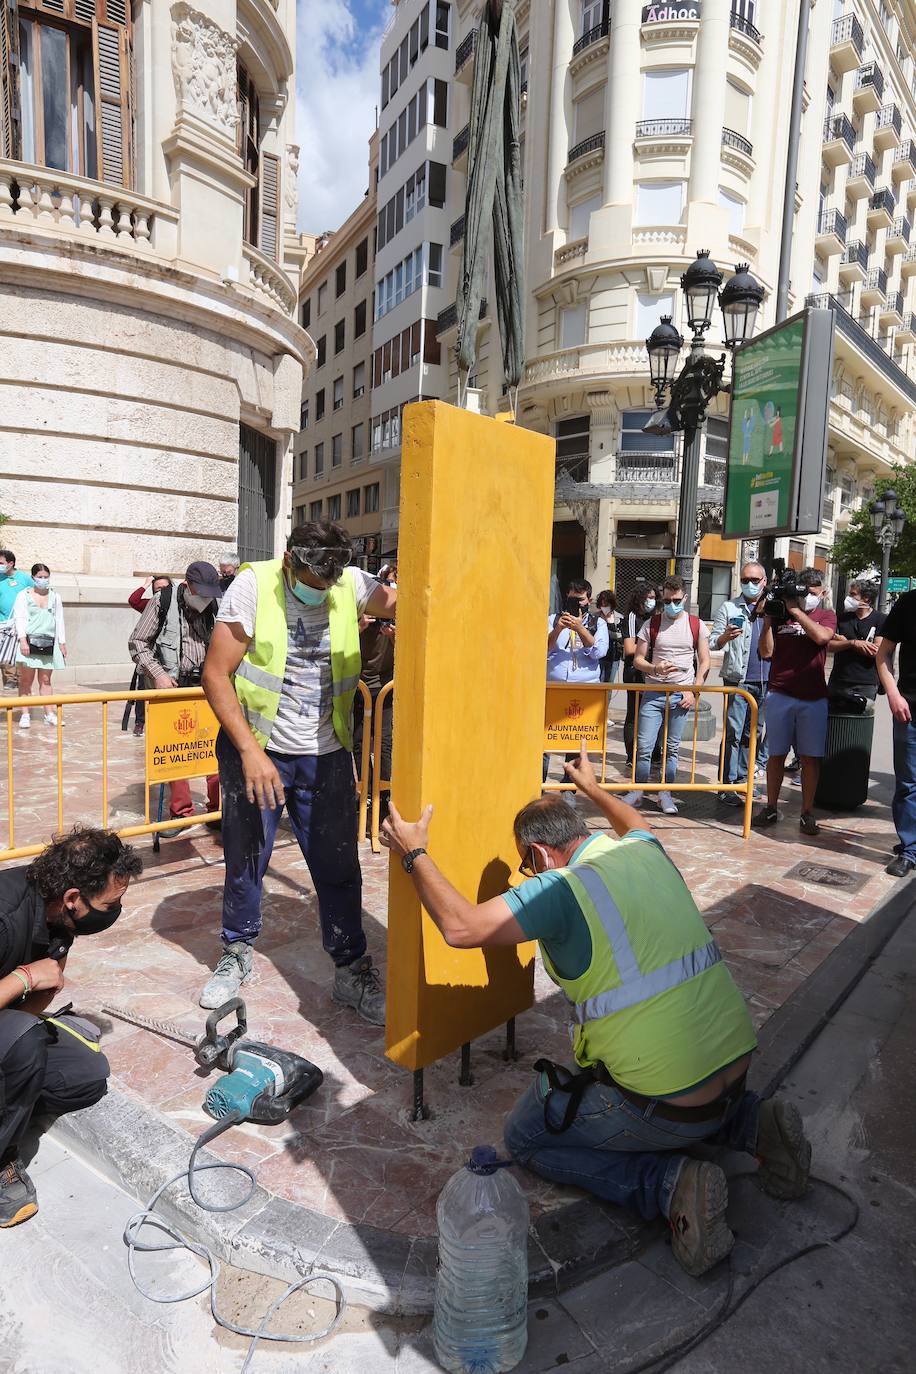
left=184, top=591, right=212, bottom=613
left=844, top=595, right=863, bottom=613
left=803, top=592, right=821, bottom=612
left=644, top=599, right=656, bottom=614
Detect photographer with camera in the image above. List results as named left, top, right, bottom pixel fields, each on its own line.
left=544, top=580, right=609, bottom=787
left=129, top=560, right=222, bottom=821
left=827, top=580, right=884, bottom=705
left=754, top=567, right=836, bottom=836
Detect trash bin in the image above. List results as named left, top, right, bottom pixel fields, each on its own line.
left=814, top=709, right=876, bottom=810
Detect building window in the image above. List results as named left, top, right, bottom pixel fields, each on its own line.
left=620, top=410, right=675, bottom=453
left=718, top=188, right=746, bottom=237
left=642, top=69, right=690, bottom=120
left=300, top=399, right=309, bottom=430
left=335, top=319, right=345, bottom=354
left=301, top=299, right=311, bottom=329
left=347, top=488, right=361, bottom=517
left=428, top=242, right=443, bottom=287
left=316, top=388, right=325, bottom=420
left=581, top=0, right=604, bottom=33
left=635, top=292, right=674, bottom=339
left=724, top=77, right=751, bottom=136
left=318, top=281, right=328, bottom=314
left=298, top=450, right=308, bottom=481
left=295, top=505, right=306, bottom=526
left=310, top=499, right=323, bottom=519
left=353, top=361, right=366, bottom=397
left=554, top=415, right=591, bottom=476
left=352, top=422, right=365, bottom=461
left=333, top=376, right=344, bottom=410
left=432, top=77, right=447, bottom=127
left=328, top=493, right=342, bottom=520
left=336, top=262, right=346, bottom=297
left=435, top=1, right=450, bottom=48
left=355, top=299, right=367, bottom=337
left=237, top=64, right=280, bottom=258
left=316, top=335, right=326, bottom=368
left=365, top=482, right=380, bottom=513
left=12, top=3, right=132, bottom=184
left=704, top=417, right=728, bottom=487
left=559, top=303, right=587, bottom=349
left=314, top=442, right=324, bottom=474
left=635, top=181, right=685, bottom=226
left=356, top=237, right=368, bottom=277
left=569, top=194, right=600, bottom=241
left=332, top=433, right=343, bottom=466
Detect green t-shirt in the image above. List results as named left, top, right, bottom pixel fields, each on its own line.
left=502, top=830, right=660, bottom=979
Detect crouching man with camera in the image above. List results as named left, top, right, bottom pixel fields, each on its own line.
left=754, top=568, right=836, bottom=836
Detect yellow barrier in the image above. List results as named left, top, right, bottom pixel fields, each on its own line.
left=368, top=680, right=394, bottom=854
left=0, top=684, right=375, bottom=864
left=543, top=682, right=759, bottom=840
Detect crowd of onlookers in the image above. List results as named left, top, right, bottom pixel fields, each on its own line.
left=546, top=564, right=916, bottom=878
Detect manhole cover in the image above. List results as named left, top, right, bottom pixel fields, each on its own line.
left=783, top=861, right=868, bottom=893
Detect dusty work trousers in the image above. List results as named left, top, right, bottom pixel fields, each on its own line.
left=0, top=1010, right=109, bottom=1164
left=217, top=731, right=366, bottom=967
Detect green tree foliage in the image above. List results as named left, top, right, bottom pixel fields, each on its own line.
left=831, top=467, right=916, bottom=576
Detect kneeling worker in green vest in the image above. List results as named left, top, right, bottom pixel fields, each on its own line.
left=200, top=521, right=396, bottom=1023
left=379, top=747, right=811, bottom=1277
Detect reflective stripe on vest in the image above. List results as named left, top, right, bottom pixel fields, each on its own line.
left=566, top=854, right=723, bottom=1023
left=235, top=659, right=284, bottom=695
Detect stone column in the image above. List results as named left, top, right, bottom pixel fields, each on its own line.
left=546, top=0, right=577, bottom=233
left=688, top=0, right=731, bottom=206
left=603, top=0, right=642, bottom=205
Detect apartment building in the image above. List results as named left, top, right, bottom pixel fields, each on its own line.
left=0, top=0, right=307, bottom=675
left=436, top=0, right=916, bottom=612
left=293, top=138, right=381, bottom=569
left=370, top=0, right=454, bottom=555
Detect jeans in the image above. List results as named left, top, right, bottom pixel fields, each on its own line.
left=600, top=656, right=621, bottom=684
left=504, top=1067, right=761, bottom=1222
left=635, top=692, right=690, bottom=785
left=724, top=681, right=768, bottom=784
left=892, top=717, right=916, bottom=862
left=217, top=731, right=366, bottom=966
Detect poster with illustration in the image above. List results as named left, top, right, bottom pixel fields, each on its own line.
left=724, top=316, right=805, bottom=537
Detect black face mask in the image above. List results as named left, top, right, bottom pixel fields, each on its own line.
left=69, top=893, right=122, bottom=936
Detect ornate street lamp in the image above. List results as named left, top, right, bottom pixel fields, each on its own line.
left=645, top=251, right=765, bottom=598
left=871, top=489, right=907, bottom=610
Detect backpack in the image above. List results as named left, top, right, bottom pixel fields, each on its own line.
left=647, top=612, right=702, bottom=666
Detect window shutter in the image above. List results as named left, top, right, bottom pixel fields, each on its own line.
left=260, top=151, right=280, bottom=260
left=0, top=0, right=19, bottom=161
left=94, top=20, right=130, bottom=187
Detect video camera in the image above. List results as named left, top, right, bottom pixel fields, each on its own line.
left=753, top=559, right=808, bottom=626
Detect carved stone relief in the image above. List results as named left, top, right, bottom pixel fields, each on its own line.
left=171, top=3, right=239, bottom=137
left=285, top=144, right=300, bottom=227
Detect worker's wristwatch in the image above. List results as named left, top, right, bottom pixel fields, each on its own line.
left=402, top=848, right=427, bottom=874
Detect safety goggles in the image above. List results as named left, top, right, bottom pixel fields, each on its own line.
left=289, top=545, right=353, bottom=581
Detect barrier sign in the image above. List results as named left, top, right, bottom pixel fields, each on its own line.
left=145, top=696, right=218, bottom=782
left=544, top=686, right=608, bottom=753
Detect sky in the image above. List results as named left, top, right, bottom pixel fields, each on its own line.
left=296, top=0, right=390, bottom=234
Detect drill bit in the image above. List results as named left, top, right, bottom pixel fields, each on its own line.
left=102, top=1004, right=199, bottom=1050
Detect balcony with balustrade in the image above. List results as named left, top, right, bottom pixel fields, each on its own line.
left=861, top=267, right=888, bottom=306
left=888, top=217, right=911, bottom=254
left=823, top=113, right=856, bottom=168
left=896, top=313, right=916, bottom=345
left=634, top=119, right=693, bottom=155
left=867, top=187, right=896, bottom=230
left=880, top=290, right=905, bottom=328
left=854, top=62, right=884, bottom=115
left=816, top=207, right=847, bottom=255
left=893, top=142, right=916, bottom=184
left=875, top=104, right=902, bottom=153
left=829, top=13, right=865, bottom=73
left=614, top=451, right=682, bottom=486
left=847, top=152, right=876, bottom=199
left=566, top=131, right=606, bottom=171
left=449, top=214, right=465, bottom=251
left=452, top=124, right=470, bottom=168
left=901, top=245, right=916, bottom=277
left=839, top=240, right=869, bottom=283
left=721, top=128, right=754, bottom=174
left=571, top=17, right=611, bottom=76
left=455, top=29, right=476, bottom=79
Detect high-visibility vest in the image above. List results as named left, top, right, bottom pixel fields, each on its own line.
left=542, top=834, right=757, bottom=1097
left=233, top=560, right=362, bottom=751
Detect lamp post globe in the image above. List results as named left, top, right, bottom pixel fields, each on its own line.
left=646, top=315, right=683, bottom=390
left=871, top=497, right=887, bottom=534
left=681, top=249, right=723, bottom=336
left=719, top=263, right=765, bottom=347
left=884, top=488, right=898, bottom=519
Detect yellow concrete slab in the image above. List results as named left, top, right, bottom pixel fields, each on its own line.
left=385, top=401, right=556, bottom=1071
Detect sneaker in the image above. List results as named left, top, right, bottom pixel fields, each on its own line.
left=754, top=766, right=767, bottom=781
left=133, top=722, right=144, bottom=738
left=43, top=711, right=57, bottom=727
left=755, top=1099, right=811, bottom=1200
left=717, top=790, right=743, bottom=808
left=618, top=791, right=642, bottom=807
left=199, top=939, right=253, bottom=1009
left=668, top=1159, right=734, bottom=1277
left=332, top=954, right=386, bottom=1026
left=657, top=790, right=679, bottom=815
left=799, top=812, right=820, bottom=837
left=753, top=804, right=780, bottom=827
left=18, top=711, right=30, bottom=730
left=0, top=1158, right=38, bottom=1228
left=790, top=773, right=802, bottom=787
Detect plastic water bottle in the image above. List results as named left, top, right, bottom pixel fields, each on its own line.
left=432, top=1145, right=529, bottom=1373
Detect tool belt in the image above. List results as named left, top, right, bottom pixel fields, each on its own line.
left=533, top=1057, right=748, bottom=1136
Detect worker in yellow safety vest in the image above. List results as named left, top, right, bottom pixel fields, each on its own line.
left=201, top=521, right=397, bottom=1024
left=379, top=746, right=812, bottom=1278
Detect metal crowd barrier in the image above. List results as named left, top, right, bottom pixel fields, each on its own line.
left=543, top=682, right=759, bottom=840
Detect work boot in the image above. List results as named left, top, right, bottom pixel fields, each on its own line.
left=756, top=1098, right=811, bottom=1200
left=668, top=1160, right=734, bottom=1277
left=199, top=939, right=253, bottom=1009
left=0, top=1158, right=38, bottom=1228
left=332, top=955, right=386, bottom=1026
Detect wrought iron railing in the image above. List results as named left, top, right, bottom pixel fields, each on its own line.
left=722, top=128, right=753, bottom=157
left=817, top=207, right=848, bottom=243
left=856, top=62, right=885, bottom=102
left=455, top=29, right=476, bottom=73
left=805, top=292, right=916, bottom=406
left=849, top=151, right=876, bottom=185
left=863, top=266, right=888, bottom=293
left=635, top=118, right=693, bottom=139
left=831, top=13, right=864, bottom=54
left=891, top=216, right=911, bottom=243
left=567, top=131, right=606, bottom=164
left=729, top=11, right=762, bottom=42
left=615, top=451, right=681, bottom=483
left=823, top=113, right=855, bottom=152
left=573, top=19, right=611, bottom=56
left=841, top=240, right=868, bottom=271
left=877, top=104, right=902, bottom=138
left=450, top=214, right=465, bottom=246
left=452, top=124, right=470, bottom=161
left=869, top=187, right=896, bottom=217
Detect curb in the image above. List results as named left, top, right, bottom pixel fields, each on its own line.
left=51, top=879, right=915, bottom=1314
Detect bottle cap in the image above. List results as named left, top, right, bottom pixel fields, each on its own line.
left=467, top=1145, right=502, bottom=1175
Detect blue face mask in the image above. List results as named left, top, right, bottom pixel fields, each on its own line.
left=740, top=581, right=761, bottom=599
left=32, top=578, right=50, bottom=591
left=644, top=599, right=656, bottom=613
left=290, top=577, right=328, bottom=606
left=664, top=600, right=685, bottom=618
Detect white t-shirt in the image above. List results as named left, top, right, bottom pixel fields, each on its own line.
left=218, top=566, right=377, bottom=755
left=637, top=613, right=709, bottom=687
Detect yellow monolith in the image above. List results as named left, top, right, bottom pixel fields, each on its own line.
left=385, top=400, right=556, bottom=1071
